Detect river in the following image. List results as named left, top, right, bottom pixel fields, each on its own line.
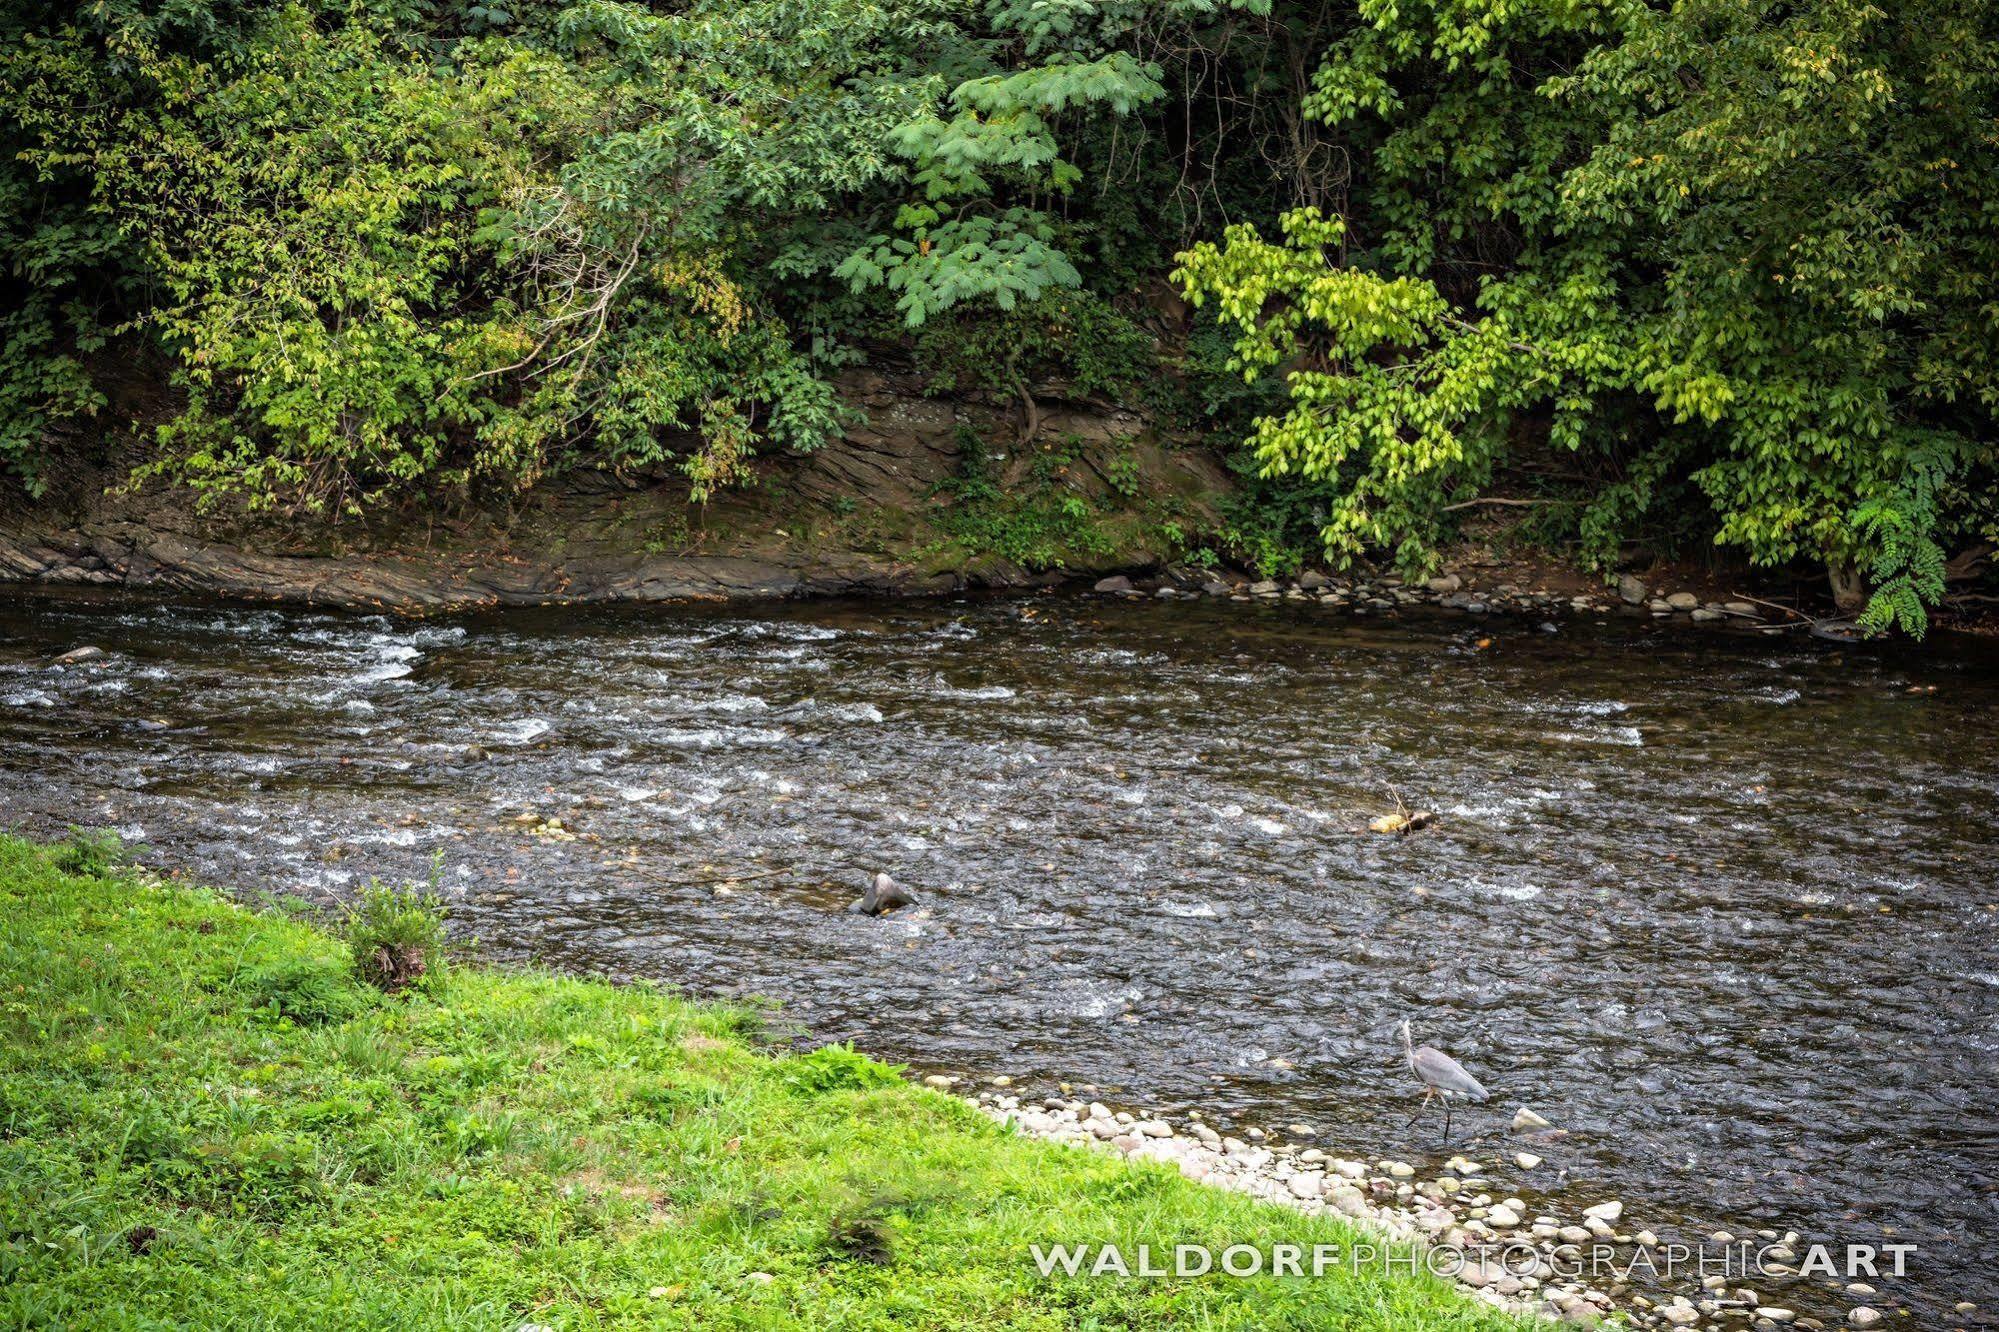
left=4, top=589, right=1995, bottom=1324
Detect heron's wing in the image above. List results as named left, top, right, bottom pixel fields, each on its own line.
left=1414, top=1047, right=1488, bottom=1099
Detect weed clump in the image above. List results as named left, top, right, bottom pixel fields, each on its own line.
left=346, top=876, right=447, bottom=994
left=780, top=1042, right=904, bottom=1095
left=54, top=827, right=135, bottom=877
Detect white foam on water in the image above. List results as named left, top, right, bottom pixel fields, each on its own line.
left=1160, top=901, right=1220, bottom=919
left=657, top=726, right=786, bottom=748
left=797, top=700, right=883, bottom=723
left=682, top=692, right=769, bottom=713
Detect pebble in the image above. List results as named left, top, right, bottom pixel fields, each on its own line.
left=1514, top=1152, right=1544, bottom=1169
left=1582, top=1200, right=1623, bottom=1223
left=1487, top=1204, right=1522, bottom=1228
left=1667, top=591, right=1700, bottom=610
left=1848, top=1310, right=1882, bottom=1328
left=1512, top=1106, right=1553, bottom=1130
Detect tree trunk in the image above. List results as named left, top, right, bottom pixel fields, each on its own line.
left=1827, top=559, right=1868, bottom=616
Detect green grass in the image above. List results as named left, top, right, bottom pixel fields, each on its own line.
left=0, top=835, right=1527, bottom=1330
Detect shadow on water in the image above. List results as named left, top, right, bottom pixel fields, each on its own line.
left=4, top=588, right=1997, bottom=1322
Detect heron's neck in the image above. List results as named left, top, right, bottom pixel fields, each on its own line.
left=1399, top=1024, right=1414, bottom=1063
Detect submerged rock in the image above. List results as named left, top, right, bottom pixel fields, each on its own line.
left=849, top=871, right=917, bottom=916
left=52, top=645, right=104, bottom=665
left=1093, top=575, right=1134, bottom=594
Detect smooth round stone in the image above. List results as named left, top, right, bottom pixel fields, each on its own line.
left=1848, top=1310, right=1882, bottom=1328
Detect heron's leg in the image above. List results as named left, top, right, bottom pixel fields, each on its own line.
left=1440, top=1095, right=1453, bottom=1142
left=1404, top=1087, right=1433, bottom=1127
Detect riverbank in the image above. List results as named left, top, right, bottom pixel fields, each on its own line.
left=2, top=370, right=1227, bottom=613
left=0, top=834, right=1520, bottom=1330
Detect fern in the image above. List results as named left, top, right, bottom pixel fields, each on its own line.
left=1852, top=433, right=1962, bottom=640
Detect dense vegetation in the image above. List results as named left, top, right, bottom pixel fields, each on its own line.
left=0, top=833, right=1515, bottom=1329
left=4, top=0, right=1996, bottom=631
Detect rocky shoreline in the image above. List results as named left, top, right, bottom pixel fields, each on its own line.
left=957, top=1087, right=1932, bottom=1332
left=1092, top=567, right=1807, bottom=632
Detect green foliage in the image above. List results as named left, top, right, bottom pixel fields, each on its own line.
left=52, top=827, right=134, bottom=878
left=1179, top=0, right=1999, bottom=633
left=780, top=1042, right=906, bottom=1095
left=345, top=875, right=448, bottom=993
left=4, top=0, right=1997, bottom=630
left=0, top=0, right=942, bottom=511
left=233, top=956, right=368, bottom=1026
left=914, top=291, right=1155, bottom=402
left=934, top=429, right=1120, bottom=570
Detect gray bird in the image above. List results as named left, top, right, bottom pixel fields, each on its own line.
left=1399, top=1018, right=1489, bottom=1140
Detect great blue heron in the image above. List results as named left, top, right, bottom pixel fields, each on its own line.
left=1399, top=1018, right=1489, bottom=1140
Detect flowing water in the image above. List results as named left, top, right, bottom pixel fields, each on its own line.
left=4, top=590, right=1996, bottom=1322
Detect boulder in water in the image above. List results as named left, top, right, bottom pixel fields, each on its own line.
left=53, top=645, right=104, bottom=665
left=849, top=872, right=917, bottom=916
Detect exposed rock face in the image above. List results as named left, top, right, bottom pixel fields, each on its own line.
left=0, top=370, right=1228, bottom=613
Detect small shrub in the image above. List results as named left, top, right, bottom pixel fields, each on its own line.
left=53, top=827, right=135, bottom=877
left=346, top=875, right=447, bottom=994
left=825, top=1211, right=896, bottom=1266
left=235, top=957, right=365, bottom=1026
left=780, top=1043, right=904, bottom=1095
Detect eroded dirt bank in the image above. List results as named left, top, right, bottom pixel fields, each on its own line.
left=1, top=371, right=1227, bottom=612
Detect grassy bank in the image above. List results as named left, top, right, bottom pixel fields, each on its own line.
left=0, top=836, right=1521, bottom=1329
